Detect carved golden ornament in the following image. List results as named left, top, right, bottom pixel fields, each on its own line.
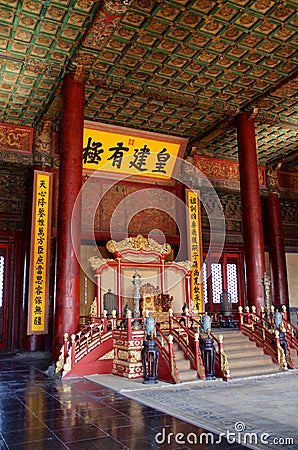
left=24, top=0, right=41, bottom=12
left=258, top=19, right=276, bottom=33
left=42, top=22, right=58, bottom=33
left=196, top=350, right=205, bottom=380
left=218, top=5, right=235, bottom=18
left=274, top=5, right=292, bottom=18
left=266, top=162, right=281, bottom=195
left=20, top=15, right=36, bottom=27
left=26, top=58, right=47, bottom=74
left=193, top=0, right=212, bottom=9
left=106, top=234, right=172, bottom=256
left=239, top=13, right=256, bottom=25
left=55, top=345, right=65, bottom=374
left=159, top=6, right=177, bottom=18
left=277, top=344, right=287, bottom=371
left=89, top=297, right=98, bottom=317
left=99, top=350, right=115, bottom=360
left=72, top=64, right=86, bottom=82
left=77, top=0, right=94, bottom=8
left=89, top=256, right=115, bottom=270
left=62, top=352, right=72, bottom=377
left=170, top=27, right=188, bottom=39
left=33, top=120, right=52, bottom=165
left=48, top=6, right=65, bottom=20
left=182, top=13, right=200, bottom=26
left=286, top=350, right=294, bottom=368
left=254, top=0, right=272, bottom=10
left=118, top=350, right=128, bottom=360
left=104, top=0, right=130, bottom=14
left=0, top=126, right=30, bottom=151
left=1, top=9, right=14, bottom=20
left=74, top=52, right=96, bottom=66
left=135, top=0, right=153, bottom=8
left=204, top=20, right=220, bottom=32
left=128, top=350, right=142, bottom=362
left=220, top=350, right=230, bottom=378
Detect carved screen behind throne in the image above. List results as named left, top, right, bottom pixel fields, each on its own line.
left=121, top=266, right=159, bottom=310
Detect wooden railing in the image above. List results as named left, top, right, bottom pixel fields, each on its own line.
left=56, top=318, right=115, bottom=377
left=56, top=314, right=145, bottom=377
left=238, top=306, right=295, bottom=371
left=154, top=324, right=181, bottom=383
left=258, top=305, right=298, bottom=354
left=169, top=315, right=206, bottom=380
left=188, top=315, right=230, bottom=380
left=278, top=317, right=298, bottom=357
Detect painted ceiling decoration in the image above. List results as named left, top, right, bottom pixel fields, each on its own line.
left=0, top=0, right=297, bottom=170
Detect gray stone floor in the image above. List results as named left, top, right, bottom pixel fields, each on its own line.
left=87, top=370, right=298, bottom=450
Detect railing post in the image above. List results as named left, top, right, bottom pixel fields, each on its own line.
left=275, top=330, right=288, bottom=371
left=184, top=306, right=189, bottom=328
left=111, top=309, right=117, bottom=329
left=168, top=334, right=178, bottom=382
left=126, top=310, right=132, bottom=340
left=103, top=310, right=108, bottom=332
left=238, top=306, right=243, bottom=330
left=71, top=334, right=76, bottom=368
left=218, top=334, right=230, bottom=381
left=282, top=305, right=288, bottom=322
left=245, top=306, right=251, bottom=324
left=194, top=332, right=205, bottom=380
left=168, top=308, right=173, bottom=333
left=63, top=332, right=69, bottom=363
left=251, top=305, right=256, bottom=322
left=260, top=306, right=265, bottom=327
left=270, top=305, right=275, bottom=327
left=194, top=332, right=200, bottom=369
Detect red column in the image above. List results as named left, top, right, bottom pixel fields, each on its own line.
left=266, top=192, right=289, bottom=308
left=236, top=113, right=265, bottom=312
left=53, top=69, right=85, bottom=360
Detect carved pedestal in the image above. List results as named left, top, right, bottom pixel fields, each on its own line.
left=113, top=329, right=144, bottom=378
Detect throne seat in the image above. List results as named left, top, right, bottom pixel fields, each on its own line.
left=139, top=283, right=173, bottom=330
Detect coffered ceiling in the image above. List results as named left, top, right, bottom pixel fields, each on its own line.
left=0, top=0, right=297, bottom=170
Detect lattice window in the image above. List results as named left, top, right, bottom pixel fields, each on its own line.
left=211, top=263, right=223, bottom=304
left=227, top=263, right=238, bottom=303
left=202, top=263, right=208, bottom=304
left=0, top=256, right=4, bottom=308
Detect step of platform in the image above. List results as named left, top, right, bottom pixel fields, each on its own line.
left=214, top=330, right=280, bottom=378
left=173, top=343, right=199, bottom=382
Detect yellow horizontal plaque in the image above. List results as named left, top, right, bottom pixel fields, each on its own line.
left=83, top=121, right=188, bottom=180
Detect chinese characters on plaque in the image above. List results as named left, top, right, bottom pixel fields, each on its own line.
left=186, top=190, right=203, bottom=312
left=27, top=172, right=52, bottom=334
left=82, top=122, right=188, bottom=180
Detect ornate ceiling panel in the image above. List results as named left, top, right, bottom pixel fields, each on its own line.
left=0, top=0, right=297, bottom=170
left=0, top=0, right=97, bottom=125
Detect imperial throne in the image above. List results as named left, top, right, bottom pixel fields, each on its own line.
left=139, top=283, right=173, bottom=330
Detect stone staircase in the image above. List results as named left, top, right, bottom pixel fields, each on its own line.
left=215, top=330, right=280, bottom=378
left=173, top=342, right=199, bottom=382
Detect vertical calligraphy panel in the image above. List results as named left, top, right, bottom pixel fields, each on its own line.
left=186, top=190, right=203, bottom=313
left=27, top=171, right=52, bottom=335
